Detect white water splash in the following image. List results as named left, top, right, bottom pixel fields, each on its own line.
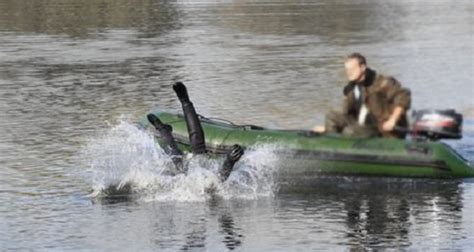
left=221, top=144, right=280, bottom=199
left=81, top=120, right=172, bottom=195
left=81, top=120, right=281, bottom=202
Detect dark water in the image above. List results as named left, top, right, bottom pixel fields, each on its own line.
left=0, top=0, right=473, bottom=250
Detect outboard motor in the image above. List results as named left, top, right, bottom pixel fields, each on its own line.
left=411, top=109, right=463, bottom=140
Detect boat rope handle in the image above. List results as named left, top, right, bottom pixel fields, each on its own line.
left=198, top=114, right=265, bottom=130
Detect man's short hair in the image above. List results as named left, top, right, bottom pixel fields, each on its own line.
left=346, top=53, right=367, bottom=66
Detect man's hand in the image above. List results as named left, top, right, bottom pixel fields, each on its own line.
left=382, top=118, right=397, bottom=131
left=382, top=106, right=404, bottom=132
left=313, top=126, right=325, bottom=133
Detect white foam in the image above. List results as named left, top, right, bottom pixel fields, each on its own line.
left=81, top=119, right=281, bottom=202
left=221, top=144, right=280, bottom=200
left=81, top=120, right=172, bottom=196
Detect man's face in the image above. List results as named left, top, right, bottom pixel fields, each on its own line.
left=344, top=59, right=366, bottom=82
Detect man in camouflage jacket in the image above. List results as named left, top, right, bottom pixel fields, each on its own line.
left=319, top=53, right=411, bottom=138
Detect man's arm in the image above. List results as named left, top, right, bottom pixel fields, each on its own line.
left=382, top=106, right=404, bottom=131
left=381, top=77, right=411, bottom=131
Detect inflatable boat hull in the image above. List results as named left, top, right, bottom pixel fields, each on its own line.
left=142, top=111, right=474, bottom=179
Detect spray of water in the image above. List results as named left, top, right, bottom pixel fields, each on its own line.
left=81, top=119, right=281, bottom=202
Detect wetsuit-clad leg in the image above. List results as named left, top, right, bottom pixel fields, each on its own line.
left=220, top=144, right=244, bottom=182
left=173, top=82, right=207, bottom=154
left=170, top=82, right=244, bottom=182
left=147, top=113, right=183, bottom=167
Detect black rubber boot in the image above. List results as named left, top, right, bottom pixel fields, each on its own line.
left=147, top=113, right=183, bottom=167
left=173, top=82, right=206, bottom=155
left=220, top=144, right=244, bottom=182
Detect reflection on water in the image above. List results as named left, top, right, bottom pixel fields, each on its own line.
left=0, top=0, right=473, bottom=250
left=281, top=177, right=464, bottom=250
left=88, top=177, right=466, bottom=251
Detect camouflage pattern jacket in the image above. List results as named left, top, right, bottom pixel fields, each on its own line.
left=342, top=68, right=411, bottom=135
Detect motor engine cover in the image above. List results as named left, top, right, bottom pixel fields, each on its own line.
left=411, top=109, right=462, bottom=140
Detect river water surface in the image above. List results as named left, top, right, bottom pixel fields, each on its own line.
left=0, top=0, right=473, bottom=251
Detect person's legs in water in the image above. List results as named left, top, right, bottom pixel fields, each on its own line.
left=172, top=82, right=206, bottom=154
left=172, top=82, right=245, bottom=182
left=147, top=113, right=183, bottom=172
left=220, top=144, right=244, bottom=182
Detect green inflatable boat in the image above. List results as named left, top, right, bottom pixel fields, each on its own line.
left=141, top=110, right=474, bottom=179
